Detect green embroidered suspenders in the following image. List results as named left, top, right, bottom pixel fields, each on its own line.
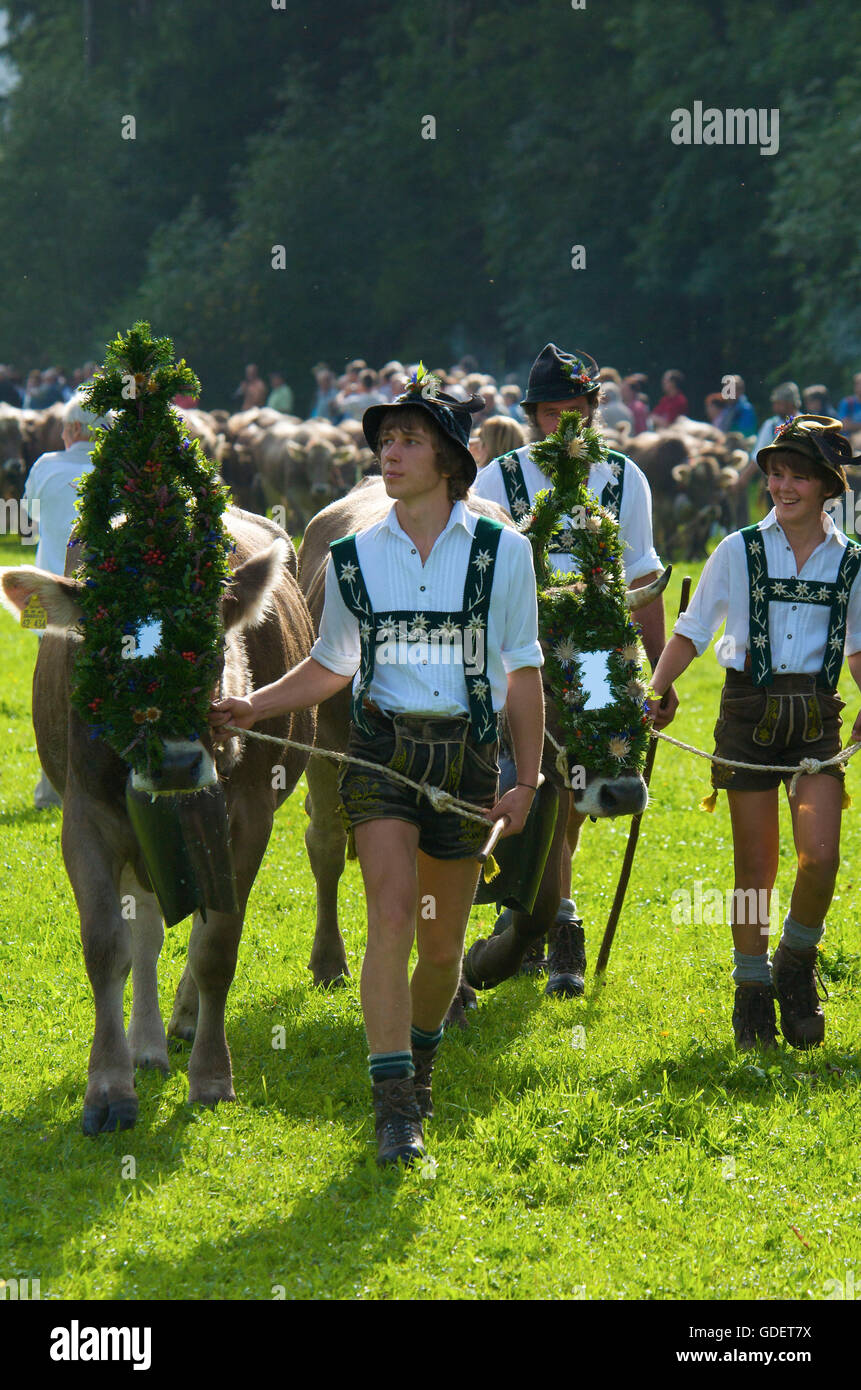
left=498, top=447, right=626, bottom=549
left=741, top=524, right=861, bottom=690
left=330, top=516, right=504, bottom=743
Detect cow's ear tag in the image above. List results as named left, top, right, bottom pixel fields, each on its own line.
left=20, top=593, right=48, bottom=629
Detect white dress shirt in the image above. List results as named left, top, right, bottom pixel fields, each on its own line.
left=470, top=442, right=661, bottom=583
left=20, top=439, right=96, bottom=575
left=674, top=508, right=861, bottom=671
left=311, top=500, right=544, bottom=716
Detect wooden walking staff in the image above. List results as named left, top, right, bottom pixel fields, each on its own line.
left=594, top=576, right=692, bottom=978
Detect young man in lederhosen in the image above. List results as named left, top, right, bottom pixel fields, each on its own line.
left=210, top=373, right=545, bottom=1165
left=649, top=416, right=861, bottom=1049
left=470, top=342, right=678, bottom=993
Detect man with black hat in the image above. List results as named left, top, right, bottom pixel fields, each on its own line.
left=471, top=343, right=678, bottom=993
left=210, top=367, right=545, bottom=1166
left=650, top=416, right=861, bottom=1050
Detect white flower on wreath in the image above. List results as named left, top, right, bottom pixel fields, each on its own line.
left=567, top=436, right=588, bottom=460
left=563, top=687, right=581, bottom=705
left=554, top=637, right=579, bottom=664
left=608, top=736, right=630, bottom=760
left=472, top=549, right=493, bottom=572
left=339, top=561, right=358, bottom=583
left=585, top=514, right=601, bottom=533
left=625, top=679, right=647, bottom=700
left=471, top=678, right=489, bottom=700
left=620, top=643, right=642, bottom=664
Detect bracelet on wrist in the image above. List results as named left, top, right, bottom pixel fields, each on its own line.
left=516, top=781, right=538, bottom=792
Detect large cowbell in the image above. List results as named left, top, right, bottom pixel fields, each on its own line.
left=473, top=752, right=558, bottom=915
left=125, top=778, right=239, bottom=927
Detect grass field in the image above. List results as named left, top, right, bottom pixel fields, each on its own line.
left=1, top=530, right=860, bottom=1302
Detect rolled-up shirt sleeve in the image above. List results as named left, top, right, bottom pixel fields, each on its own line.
left=618, top=458, right=662, bottom=582
left=309, top=554, right=362, bottom=677
left=674, top=537, right=732, bottom=655
left=499, top=532, right=544, bottom=672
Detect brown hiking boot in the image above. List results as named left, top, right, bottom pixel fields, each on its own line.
left=412, top=1049, right=435, bottom=1120
left=732, top=983, right=778, bottom=1051
left=772, top=940, right=827, bottom=1048
left=545, top=919, right=586, bottom=997
left=520, top=937, right=549, bottom=975
left=372, top=1077, right=426, bottom=1166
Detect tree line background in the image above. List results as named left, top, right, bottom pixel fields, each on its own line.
left=0, top=0, right=858, bottom=415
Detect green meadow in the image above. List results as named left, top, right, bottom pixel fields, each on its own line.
left=1, top=532, right=859, bottom=1301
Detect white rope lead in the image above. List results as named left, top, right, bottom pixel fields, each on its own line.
left=220, top=721, right=861, bottom=815
left=219, top=724, right=493, bottom=825
left=651, top=729, right=861, bottom=797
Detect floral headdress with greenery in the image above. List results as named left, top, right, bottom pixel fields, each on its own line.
left=70, top=321, right=233, bottom=775
left=522, top=410, right=652, bottom=777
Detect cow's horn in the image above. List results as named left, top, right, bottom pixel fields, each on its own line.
left=625, top=564, right=672, bottom=611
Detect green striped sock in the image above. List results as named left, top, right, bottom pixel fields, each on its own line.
left=368, top=1050, right=414, bottom=1083
left=411, top=1024, right=444, bottom=1055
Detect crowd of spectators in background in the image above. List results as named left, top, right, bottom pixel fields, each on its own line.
left=5, top=355, right=861, bottom=457
left=0, top=362, right=98, bottom=408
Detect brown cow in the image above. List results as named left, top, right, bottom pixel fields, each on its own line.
left=0, top=507, right=316, bottom=1133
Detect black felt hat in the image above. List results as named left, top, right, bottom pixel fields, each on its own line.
left=362, top=366, right=484, bottom=484
left=521, top=343, right=601, bottom=406
left=757, top=414, right=855, bottom=492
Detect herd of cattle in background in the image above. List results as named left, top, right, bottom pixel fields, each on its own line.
left=3, top=399, right=861, bottom=556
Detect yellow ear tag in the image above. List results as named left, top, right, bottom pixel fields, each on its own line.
left=20, top=593, right=48, bottom=629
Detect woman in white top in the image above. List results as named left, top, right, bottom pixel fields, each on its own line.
left=650, top=416, right=861, bottom=1052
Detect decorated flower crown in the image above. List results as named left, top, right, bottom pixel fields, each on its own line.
left=521, top=411, right=652, bottom=778
left=70, top=322, right=233, bottom=775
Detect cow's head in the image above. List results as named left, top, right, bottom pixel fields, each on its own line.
left=0, top=535, right=290, bottom=795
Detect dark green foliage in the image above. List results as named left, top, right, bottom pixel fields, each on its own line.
left=71, top=322, right=233, bottom=774
left=524, top=411, right=652, bottom=777
left=0, top=1, right=858, bottom=405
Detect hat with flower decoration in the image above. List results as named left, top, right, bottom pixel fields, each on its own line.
left=362, top=362, right=484, bottom=484
left=521, top=343, right=601, bottom=406
left=757, top=414, right=855, bottom=493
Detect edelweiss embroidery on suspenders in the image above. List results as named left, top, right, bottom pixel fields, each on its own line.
left=330, top=516, right=504, bottom=743
left=498, top=448, right=626, bottom=552
left=741, top=525, right=861, bottom=690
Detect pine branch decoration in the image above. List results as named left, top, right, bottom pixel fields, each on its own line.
left=69, top=321, right=234, bottom=775
left=520, top=410, right=653, bottom=778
